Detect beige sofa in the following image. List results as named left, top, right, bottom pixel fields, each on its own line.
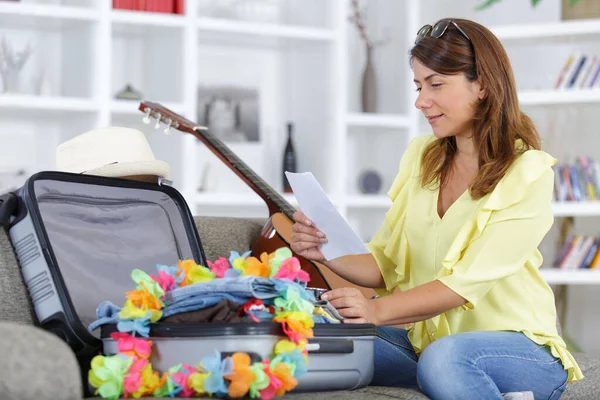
left=0, top=217, right=597, bottom=399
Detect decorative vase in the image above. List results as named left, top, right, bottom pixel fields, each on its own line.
left=361, top=44, right=377, bottom=113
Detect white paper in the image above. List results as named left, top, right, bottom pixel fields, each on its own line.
left=285, top=171, right=370, bottom=260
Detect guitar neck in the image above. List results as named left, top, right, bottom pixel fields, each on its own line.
left=191, top=124, right=295, bottom=218
left=138, top=102, right=297, bottom=219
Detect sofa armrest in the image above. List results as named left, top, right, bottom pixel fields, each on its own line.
left=0, top=322, right=82, bottom=400
left=0, top=229, right=36, bottom=324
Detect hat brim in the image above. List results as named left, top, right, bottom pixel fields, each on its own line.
left=83, top=160, right=170, bottom=179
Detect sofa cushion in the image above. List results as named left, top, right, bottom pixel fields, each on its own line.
left=193, top=216, right=264, bottom=261
left=563, top=352, right=600, bottom=399
left=0, top=229, right=35, bottom=324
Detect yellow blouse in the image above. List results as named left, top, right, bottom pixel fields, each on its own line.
left=367, top=134, right=583, bottom=382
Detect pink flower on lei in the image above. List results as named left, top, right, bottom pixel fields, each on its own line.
left=258, top=360, right=282, bottom=400
left=111, top=332, right=152, bottom=359
left=150, top=270, right=175, bottom=293
left=207, top=257, right=231, bottom=278
left=273, top=257, right=310, bottom=282
left=170, top=364, right=197, bottom=397
left=123, top=357, right=149, bottom=396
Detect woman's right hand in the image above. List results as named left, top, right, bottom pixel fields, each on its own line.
left=291, top=210, right=327, bottom=262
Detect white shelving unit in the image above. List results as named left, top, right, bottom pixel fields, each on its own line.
left=541, top=268, right=600, bottom=285
left=0, top=0, right=340, bottom=208
left=553, top=201, right=600, bottom=217
left=0, top=2, right=97, bottom=22
left=110, top=9, right=186, bottom=27
left=519, top=89, right=600, bottom=106
left=2, top=1, right=600, bottom=287
left=0, top=94, right=98, bottom=113
left=196, top=17, right=336, bottom=41
left=491, top=19, right=600, bottom=41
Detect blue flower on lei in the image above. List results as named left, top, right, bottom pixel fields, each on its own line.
left=202, top=350, right=233, bottom=396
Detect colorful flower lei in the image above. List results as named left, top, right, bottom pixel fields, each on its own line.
left=88, top=247, right=316, bottom=399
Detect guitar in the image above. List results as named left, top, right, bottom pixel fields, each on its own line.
left=139, top=101, right=376, bottom=298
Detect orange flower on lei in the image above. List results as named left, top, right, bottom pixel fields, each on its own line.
left=243, top=252, right=273, bottom=278
left=272, top=362, right=297, bottom=397
left=125, top=286, right=162, bottom=310
left=177, top=260, right=215, bottom=286
left=224, top=353, right=256, bottom=397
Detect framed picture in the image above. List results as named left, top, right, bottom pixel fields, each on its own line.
left=195, top=45, right=281, bottom=192
left=197, top=85, right=260, bottom=143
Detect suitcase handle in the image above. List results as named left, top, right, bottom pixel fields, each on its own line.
left=222, top=351, right=263, bottom=363
left=306, top=339, right=354, bottom=354
left=0, top=193, right=17, bottom=228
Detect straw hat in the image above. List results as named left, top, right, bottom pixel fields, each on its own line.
left=55, top=127, right=170, bottom=179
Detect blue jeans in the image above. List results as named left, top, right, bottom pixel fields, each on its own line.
left=373, top=327, right=568, bottom=400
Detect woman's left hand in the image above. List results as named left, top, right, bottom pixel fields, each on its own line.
left=321, top=287, right=380, bottom=325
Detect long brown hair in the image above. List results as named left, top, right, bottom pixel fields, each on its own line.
left=410, top=18, right=540, bottom=199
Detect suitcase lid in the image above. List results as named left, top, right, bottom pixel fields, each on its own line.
left=18, top=171, right=206, bottom=331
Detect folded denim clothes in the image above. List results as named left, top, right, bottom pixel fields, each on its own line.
left=88, top=277, right=314, bottom=332
left=163, top=276, right=311, bottom=304
left=87, top=301, right=126, bottom=332
left=161, top=277, right=312, bottom=318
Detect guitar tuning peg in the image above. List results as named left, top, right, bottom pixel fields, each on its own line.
left=142, top=108, right=151, bottom=124
left=163, top=118, right=172, bottom=135
left=154, top=113, right=162, bottom=129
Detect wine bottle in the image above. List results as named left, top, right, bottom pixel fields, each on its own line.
left=282, top=122, right=297, bottom=193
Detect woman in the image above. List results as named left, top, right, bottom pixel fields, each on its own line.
left=290, top=18, right=582, bottom=400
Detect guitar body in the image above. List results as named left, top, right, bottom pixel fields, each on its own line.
left=253, top=213, right=377, bottom=298
left=138, top=102, right=377, bottom=299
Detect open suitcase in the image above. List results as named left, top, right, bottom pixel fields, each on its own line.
left=0, top=171, right=375, bottom=397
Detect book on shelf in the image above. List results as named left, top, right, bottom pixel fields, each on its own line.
left=112, top=0, right=184, bottom=14
left=554, top=53, right=600, bottom=90
left=553, top=157, right=600, bottom=202
left=555, top=234, right=600, bottom=270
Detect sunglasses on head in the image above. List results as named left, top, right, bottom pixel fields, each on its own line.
left=415, top=19, right=471, bottom=44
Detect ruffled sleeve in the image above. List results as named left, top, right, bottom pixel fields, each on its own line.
left=436, top=150, right=557, bottom=308
left=367, top=135, right=434, bottom=295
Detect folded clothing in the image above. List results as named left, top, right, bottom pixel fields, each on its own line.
left=162, top=299, right=245, bottom=324
left=89, top=276, right=313, bottom=331
left=314, top=300, right=345, bottom=321
left=161, top=276, right=311, bottom=318
left=314, top=306, right=341, bottom=323
left=87, top=277, right=347, bottom=333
